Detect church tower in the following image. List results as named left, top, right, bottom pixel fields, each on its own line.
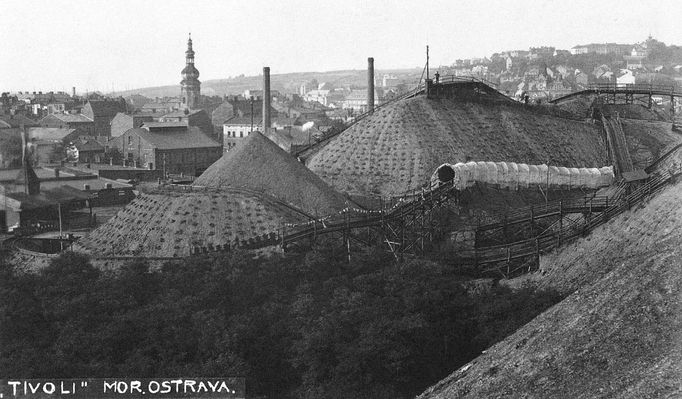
left=180, top=33, right=201, bottom=110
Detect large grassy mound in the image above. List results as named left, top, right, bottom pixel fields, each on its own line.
left=194, top=131, right=348, bottom=217
left=419, top=179, right=682, bottom=398
left=307, top=96, right=608, bottom=197
left=77, top=189, right=306, bottom=258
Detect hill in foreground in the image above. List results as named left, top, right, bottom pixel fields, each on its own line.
left=307, top=95, right=608, bottom=197
left=418, top=176, right=682, bottom=398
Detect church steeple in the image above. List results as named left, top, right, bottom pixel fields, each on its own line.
left=180, top=33, right=201, bottom=110
left=186, top=33, right=195, bottom=64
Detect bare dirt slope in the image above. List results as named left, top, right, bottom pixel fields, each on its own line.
left=419, top=179, right=682, bottom=398
left=77, top=189, right=305, bottom=258
left=554, top=94, right=669, bottom=121
left=621, top=119, right=682, bottom=168
left=307, top=96, right=607, bottom=197
left=194, top=131, right=348, bottom=217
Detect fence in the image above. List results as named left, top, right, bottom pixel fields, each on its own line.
left=452, top=169, right=675, bottom=273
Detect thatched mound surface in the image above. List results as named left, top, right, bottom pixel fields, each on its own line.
left=419, top=180, right=682, bottom=398
left=194, top=131, right=347, bottom=217
left=77, top=189, right=305, bottom=258
left=307, top=96, right=608, bottom=197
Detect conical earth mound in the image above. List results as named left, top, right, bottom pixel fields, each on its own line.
left=77, top=189, right=306, bottom=258
left=307, top=95, right=608, bottom=197
left=194, top=131, right=348, bottom=216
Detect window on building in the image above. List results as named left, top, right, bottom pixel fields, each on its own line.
left=240, top=131, right=243, bottom=138
left=128, top=135, right=132, bottom=145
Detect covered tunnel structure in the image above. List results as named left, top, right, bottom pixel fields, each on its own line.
left=431, top=162, right=615, bottom=191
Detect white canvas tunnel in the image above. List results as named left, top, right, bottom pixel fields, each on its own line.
left=431, top=162, right=615, bottom=190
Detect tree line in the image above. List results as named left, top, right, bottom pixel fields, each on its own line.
left=0, top=245, right=562, bottom=398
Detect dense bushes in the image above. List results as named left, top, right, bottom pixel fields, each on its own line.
left=0, top=248, right=562, bottom=398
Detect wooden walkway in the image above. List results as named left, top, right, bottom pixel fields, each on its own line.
left=550, top=84, right=682, bottom=104
left=448, top=169, right=673, bottom=274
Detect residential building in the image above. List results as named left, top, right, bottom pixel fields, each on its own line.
left=304, top=89, right=331, bottom=106
left=508, top=50, right=529, bottom=58
left=140, top=101, right=180, bottom=113
left=81, top=99, right=127, bottom=137
left=265, top=125, right=323, bottom=154
left=158, top=109, right=213, bottom=137
left=617, top=69, right=636, bottom=87
left=223, top=116, right=260, bottom=150
left=289, top=107, right=327, bottom=122
left=110, top=112, right=155, bottom=138
left=243, top=89, right=263, bottom=99
left=382, top=74, right=400, bottom=87
left=624, top=45, right=647, bottom=70
left=570, top=43, right=631, bottom=55
left=71, top=138, right=105, bottom=163
left=40, top=113, right=95, bottom=135
left=0, top=114, right=39, bottom=129
left=528, top=47, right=555, bottom=60
left=304, top=89, right=345, bottom=107
left=342, top=88, right=384, bottom=114
left=575, top=71, right=589, bottom=87
left=46, top=103, right=66, bottom=114
left=27, top=127, right=86, bottom=164
left=114, top=126, right=221, bottom=175
left=211, top=97, right=279, bottom=128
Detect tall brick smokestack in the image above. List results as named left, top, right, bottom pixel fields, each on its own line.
left=262, top=67, right=271, bottom=132
left=367, top=57, right=375, bottom=112
left=72, top=87, right=76, bottom=98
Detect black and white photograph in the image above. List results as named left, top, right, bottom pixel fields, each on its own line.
left=1, top=0, right=682, bottom=397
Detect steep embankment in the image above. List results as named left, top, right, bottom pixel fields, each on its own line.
left=307, top=96, right=607, bottom=197
left=621, top=119, right=682, bottom=168
left=419, top=178, right=682, bottom=398
left=554, top=93, right=669, bottom=121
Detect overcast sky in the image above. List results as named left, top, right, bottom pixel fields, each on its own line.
left=2, top=0, right=681, bottom=93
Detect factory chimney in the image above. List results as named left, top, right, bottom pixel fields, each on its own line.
left=367, top=57, right=375, bottom=113
left=262, top=67, right=271, bottom=133
left=72, top=87, right=76, bottom=98
left=20, top=124, right=40, bottom=195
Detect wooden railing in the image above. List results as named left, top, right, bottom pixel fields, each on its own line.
left=450, top=169, right=675, bottom=273
left=293, top=84, right=425, bottom=157
left=551, top=83, right=682, bottom=103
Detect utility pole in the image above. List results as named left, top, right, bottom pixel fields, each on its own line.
left=426, top=45, right=430, bottom=80
left=58, top=203, right=63, bottom=251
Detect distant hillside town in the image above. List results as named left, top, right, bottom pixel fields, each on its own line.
left=439, top=36, right=682, bottom=101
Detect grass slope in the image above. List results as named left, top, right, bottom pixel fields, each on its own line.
left=308, top=96, right=608, bottom=197
left=419, top=179, right=682, bottom=398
